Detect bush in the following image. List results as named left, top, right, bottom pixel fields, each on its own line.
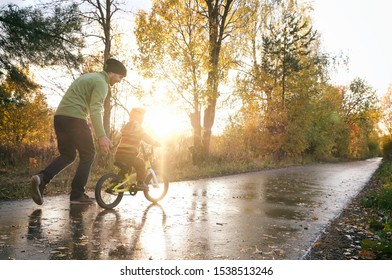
left=363, top=185, right=392, bottom=211
left=377, top=185, right=392, bottom=210
left=383, top=140, right=392, bottom=161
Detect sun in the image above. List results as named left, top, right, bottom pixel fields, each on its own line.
left=119, top=79, right=191, bottom=141
left=143, top=105, right=189, bottom=141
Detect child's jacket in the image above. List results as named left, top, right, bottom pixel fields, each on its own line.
left=115, top=120, right=155, bottom=162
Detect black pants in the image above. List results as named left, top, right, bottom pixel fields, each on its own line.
left=115, top=154, right=146, bottom=182
left=41, top=115, right=96, bottom=199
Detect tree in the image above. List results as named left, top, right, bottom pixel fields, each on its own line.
left=135, top=0, right=243, bottom=161
left=306, top=85, right=346, bottom=159
left=200, top=0, right=240, bottom=157
left=0, top=3, right=84, bottom=98
left=341, top=78, right=380, bottom=158
left=380, top=84, right=392, bottom=137
left=232, top=0, right=325, bottom=158
left=0, top=68, right=53, bottom=147
left=342, top=78, right=379, bottom=125
left=135, top=0, right=209, bottom=163
left=0, top=1, right=84, bottom=161
left=261, top=0, right=317, bottom=108
left=78, top=0, right=125, bottom=136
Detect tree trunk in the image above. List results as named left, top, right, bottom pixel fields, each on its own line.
left=102, top=0, right=112, bottom=137
left=201, top=0, right=235, bottom=157
left=190, top=110, right=203, bottom=164
left=202, top=96, right=216, bottom=156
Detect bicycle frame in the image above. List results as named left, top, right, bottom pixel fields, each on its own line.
left=107, top=158, right=156, bottom=194
left=95, top=143, right=169, bottom=208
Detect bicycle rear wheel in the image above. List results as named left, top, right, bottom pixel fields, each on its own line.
left=143, top=170, right=169, bottom=203
left=95, top=173, right=124, bottom=209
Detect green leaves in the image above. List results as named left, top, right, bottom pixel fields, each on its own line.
left=0, top=3, right=83, bottom=148
left=0, top=3, right=84, bottom=105
left=0, top=4, right=84, bottom=68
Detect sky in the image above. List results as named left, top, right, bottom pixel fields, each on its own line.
left=4, top=0, right=392, bottom=134
left=309, top=0, right=392, bottom=96
left=126, top=0, right=392, bottom=96
left=6, top=0, right=392, bottom=97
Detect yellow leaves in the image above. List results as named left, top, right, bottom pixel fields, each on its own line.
left=380, top=84, right=392, bottom=136
left=0, top=91, right=53, bottom=146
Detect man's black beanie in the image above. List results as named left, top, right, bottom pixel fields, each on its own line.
left=104, top=58, right=127, bottom=77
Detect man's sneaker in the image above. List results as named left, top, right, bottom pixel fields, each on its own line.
left=31, top=174, right=45, bottom=205
left=70, top=193, right=96, bottom=205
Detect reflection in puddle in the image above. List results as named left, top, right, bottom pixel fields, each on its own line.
left=21, top=202, right=169, bottom=260
left=95, top=203, right=168, bottom=260
left=27, top=209, right=42, bottom=240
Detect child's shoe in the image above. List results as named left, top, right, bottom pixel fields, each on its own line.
left=136, top=182, right=148, bottom=191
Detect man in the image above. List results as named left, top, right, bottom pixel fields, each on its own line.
left=31, top=58, right=127, bottom=205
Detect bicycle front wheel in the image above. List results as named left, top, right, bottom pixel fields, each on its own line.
left=143, top=170, right=169, bottom=203
left=95, top=173, right=124, bottom=209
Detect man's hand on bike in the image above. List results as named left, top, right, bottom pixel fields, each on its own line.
left=98, top=135, right=113, bottom=155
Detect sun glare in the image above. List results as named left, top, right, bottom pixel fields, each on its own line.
left=143, top=106, right=189, bottom=141
left=120, top=79, right=191, bottom=142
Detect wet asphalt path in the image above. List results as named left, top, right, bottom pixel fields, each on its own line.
left=0, top=158, right=382, bottom=260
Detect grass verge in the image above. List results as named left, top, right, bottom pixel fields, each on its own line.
left=360, top=160, right=392, bottom=258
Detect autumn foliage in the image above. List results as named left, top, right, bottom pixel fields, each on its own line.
left=0, top=0, right=385, bottom=175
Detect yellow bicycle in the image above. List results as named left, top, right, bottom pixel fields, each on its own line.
left=95, top=144, right=169, bottom=209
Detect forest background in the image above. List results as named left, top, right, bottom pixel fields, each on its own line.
left=1, top=0, right=392, bottom=200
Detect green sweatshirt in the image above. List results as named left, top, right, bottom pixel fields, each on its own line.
left=55, top=71, right=109, bottom=138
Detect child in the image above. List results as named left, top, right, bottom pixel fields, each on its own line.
left=115, top=108, right=159, bottom=190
